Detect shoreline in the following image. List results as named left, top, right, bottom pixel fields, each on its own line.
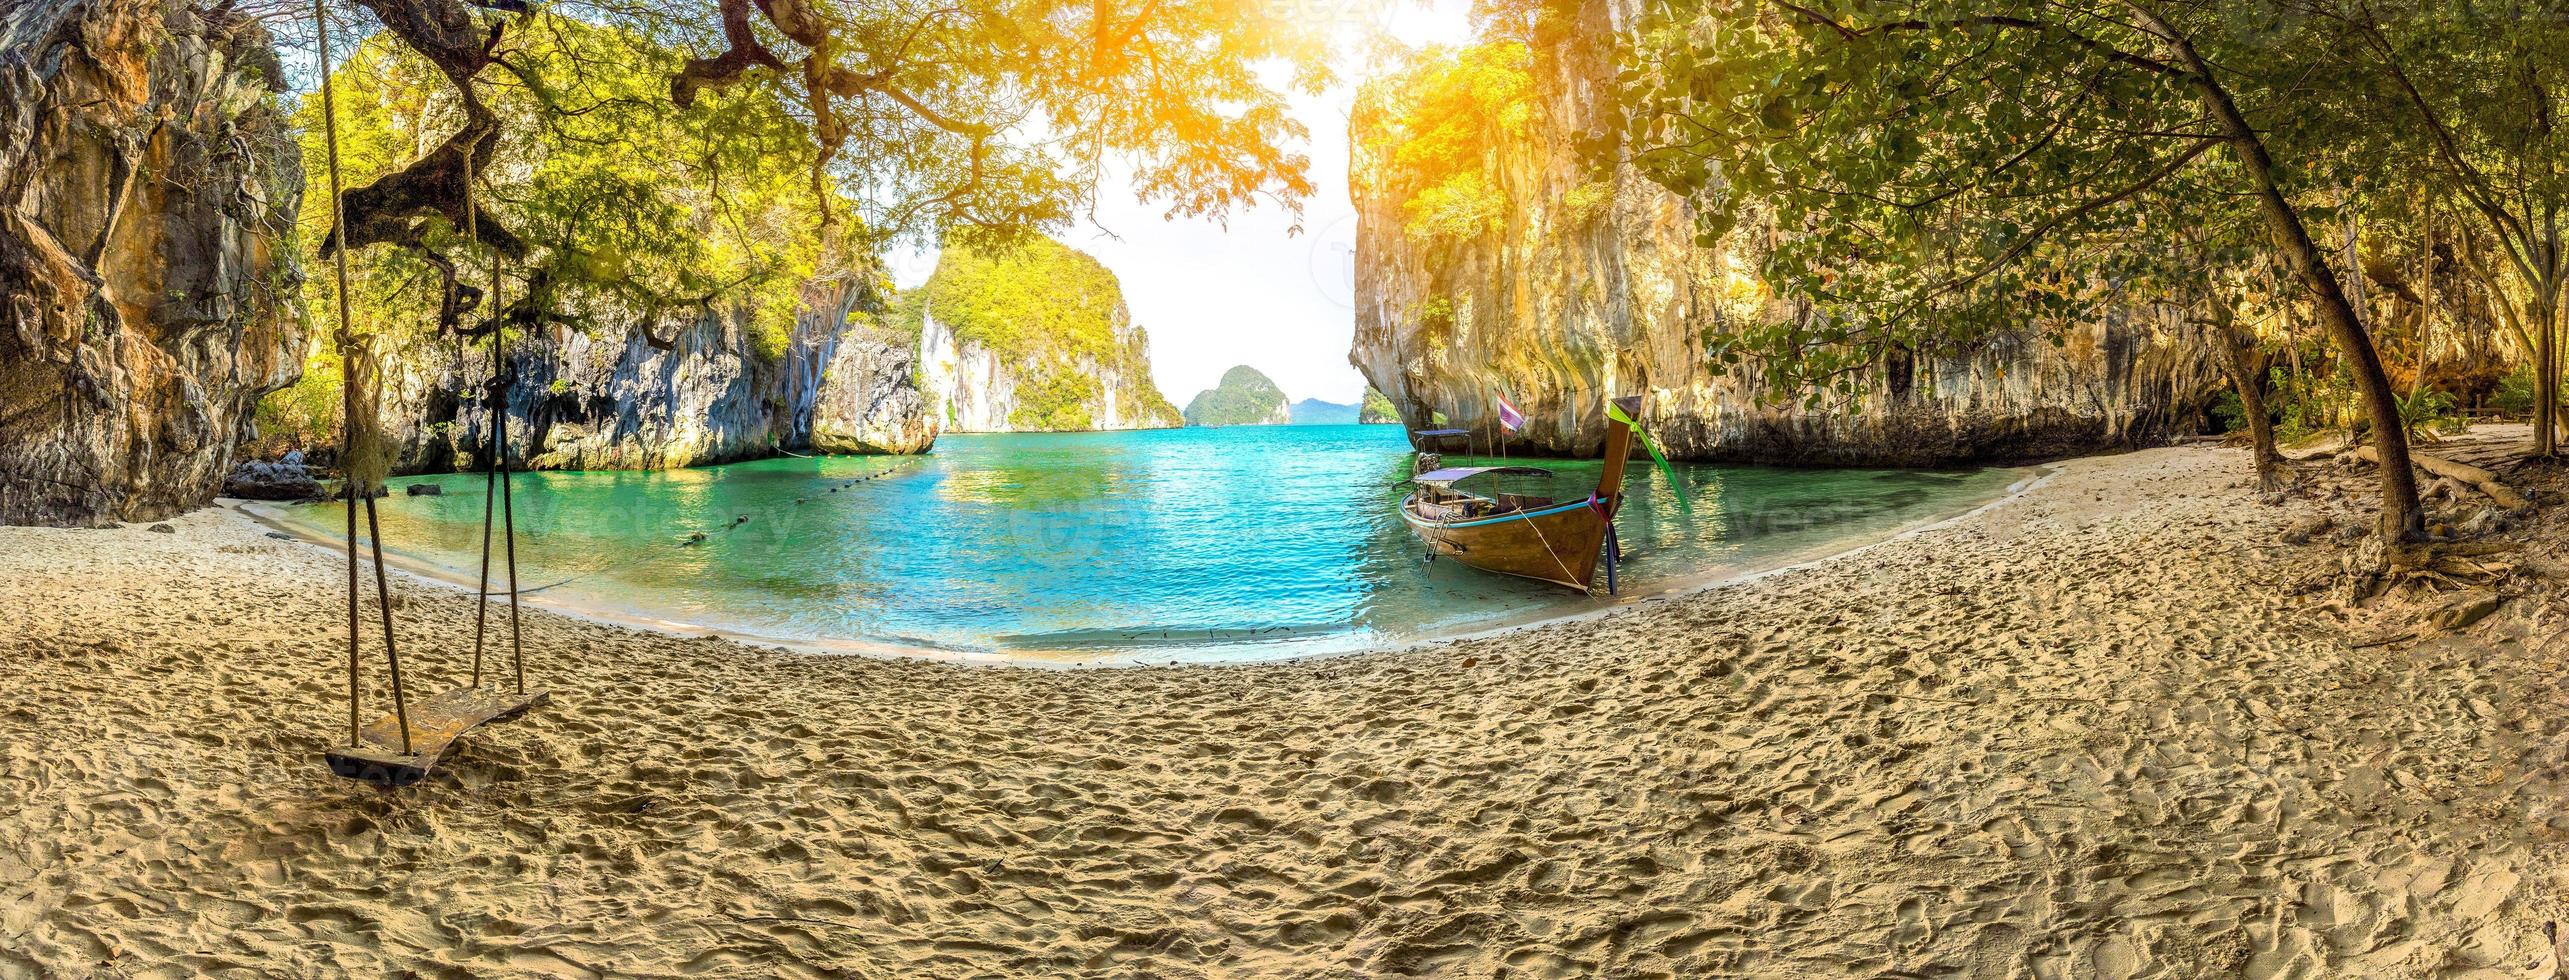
left=230, top=463, right=2053, bottom=669
left=1349, top=463, right=2060, bottom=664
left=7, top=438, right=2563, bottom=977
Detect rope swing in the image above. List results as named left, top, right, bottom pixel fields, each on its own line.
left=313, top=0, right=549, bottom=788
left=462, top=138, right=526, bottom=696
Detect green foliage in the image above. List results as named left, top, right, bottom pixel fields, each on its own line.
left=1184, top=366, right=1290, bottom=426
left=267, top=15, right=845, bottom=449
left=1360, top=387, right=1400, bottom=424
left=250, top=357, right=343, bottom=456
left=906, top=237, right=1178, bottom=430
left=592, top=0, right=1332, bottom=250
left=2396, top=388, right=2466, bottom=440
left=2211, top=388, right=2249, bottom=434
left=1404, top=173, right=1510, bottom=241
left=915, top=238, right=1125, bottom=360
left=1009, top=374, right=1102, bottom=432
left=2314, top=6, right=2569, bottom=334
left=2495, top=367, right=2537, bottom=416
left=2268, top=367, right=2357, bottom=444
left=1352, top=42, right=1535, bottom=242
left=1562, top=181, right=1615, bottom=227
left=1616, top=1, right=2466, bottom=413
left=1413, top=297, right=1456, bottom=332
left=501, top=18, right=838, bottom=358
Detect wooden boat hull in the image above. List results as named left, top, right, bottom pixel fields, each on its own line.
left=1402, top=495, right=1610, bottom=591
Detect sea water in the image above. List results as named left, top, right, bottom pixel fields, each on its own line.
left=268, top=425, right=2027, bottom=663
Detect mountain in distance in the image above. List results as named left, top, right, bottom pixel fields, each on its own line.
left=1184, top=366, right=1294, bottom=426
left=1288, top=398, right=1359, bottom=424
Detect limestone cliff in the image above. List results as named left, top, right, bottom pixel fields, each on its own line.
left=369, top=281, right=934, bottom=473
left=1347, top=2, right=2228, bottom=464
left=808, top=329, right=936, bottom=456
left=0, top=0, right=302, bottom=526
left=909, top=238, right=1182, bottom=433
left=252, top=20, right=936, bottom=476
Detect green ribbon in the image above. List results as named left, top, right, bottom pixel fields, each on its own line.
left=1607, top=401, right=1692, bottom=516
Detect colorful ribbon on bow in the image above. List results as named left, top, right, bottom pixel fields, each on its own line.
left=1607, top=400, right=1692, bottom=516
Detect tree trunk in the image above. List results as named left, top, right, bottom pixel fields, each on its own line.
left=2541, top=291, right=2558, bottom=456
left=2139, top=7, right=2423, bottom=542
left=2210, top=312, right=2283, bottom=489
left=2412, top=204, right=2434, bottom=399
left=2542, top=263, right=2565, bottom=455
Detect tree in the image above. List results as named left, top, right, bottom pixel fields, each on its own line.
left=304, top=0, right=1332, bottom=334
left=643, top=0, right=1332, bottom=244
left=2298, top=1, right=2569, bottom=455
left=2146, top=200, right=2293, bottom=489
left=1626, top=0, right=2425, bottom=542
left=1350, top=41, right=1537, bottom=242
left=288, top=0, right=1332, bottom=474
left=292, top=18, right=843, bottom=371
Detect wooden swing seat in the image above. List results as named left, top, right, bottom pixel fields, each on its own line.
left=326, top=686, right=550, bottom=787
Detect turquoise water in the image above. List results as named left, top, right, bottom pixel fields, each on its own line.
left=269, top=425, right=2026, bottom=662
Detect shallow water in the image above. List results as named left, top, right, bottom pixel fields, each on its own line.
left=270, top=425, right=2027, bottom=661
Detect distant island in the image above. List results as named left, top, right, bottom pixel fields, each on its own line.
left=1289, top=398, right=1356, bottom=424
left=1184, top=366, right=1293, bottom=426
left=1286, top=387, right=1402, bottom=425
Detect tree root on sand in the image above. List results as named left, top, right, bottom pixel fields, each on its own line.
left=2344, top=537, right=2523, bottom=607
left=2353, top=447, right=2533, bottom=511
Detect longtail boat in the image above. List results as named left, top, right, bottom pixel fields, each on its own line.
left=1400, top=396, right=1642, bottom=591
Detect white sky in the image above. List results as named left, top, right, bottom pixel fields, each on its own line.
left=886, top=0, right=1474, bottom=407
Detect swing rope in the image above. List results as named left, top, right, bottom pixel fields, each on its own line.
left=461, top=142, right=527, bottom=694
left=314, top=0, right=411, bottom=755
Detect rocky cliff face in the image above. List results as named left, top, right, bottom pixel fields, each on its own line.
left=1347, top=1, right=2228, bottom=465
left=910, top=238, right=1182, bottom=433
left=376, top=281, right=934, bottom=473
left=0, top=0, right=302, bottom=526
left=809, top=329, right=935, bottom=455
left=915, top=310, right=1178, bottom=432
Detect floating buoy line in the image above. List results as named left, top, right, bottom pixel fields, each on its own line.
left=464, top=454, right=925, bottom=596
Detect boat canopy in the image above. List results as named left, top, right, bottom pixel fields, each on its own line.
left=1412, top=428, right=1471, bottom=438
left=1413, top=465, right=1556, bottom=486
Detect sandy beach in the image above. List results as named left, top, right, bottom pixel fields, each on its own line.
left=5, top=440, right=2567, bottom=978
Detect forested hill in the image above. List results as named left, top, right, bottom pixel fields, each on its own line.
left=1290, top=398, right=1358, bottom=424
left=1185, top=366, right=1293, bottom=426
left=903, top=238, right=1182, bottom=432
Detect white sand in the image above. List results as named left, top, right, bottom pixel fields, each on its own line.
left=3, top=442, right=2565, bottom=978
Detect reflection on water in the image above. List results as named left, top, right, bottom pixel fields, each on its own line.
left=270, top=425, right=2027, bottom=662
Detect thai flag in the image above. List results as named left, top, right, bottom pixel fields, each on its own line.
left=1496, top=394, right=1525, bottom=433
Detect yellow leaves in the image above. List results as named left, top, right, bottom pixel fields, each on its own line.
left=570, top=246, right=629, bottom=282
left=1356, top=41, right=1537, bottom=241
left=1402, top=173, right=1507, bottom=241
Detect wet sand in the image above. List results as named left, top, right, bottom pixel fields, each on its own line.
left=3, top=441, right=2565, bottom=977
